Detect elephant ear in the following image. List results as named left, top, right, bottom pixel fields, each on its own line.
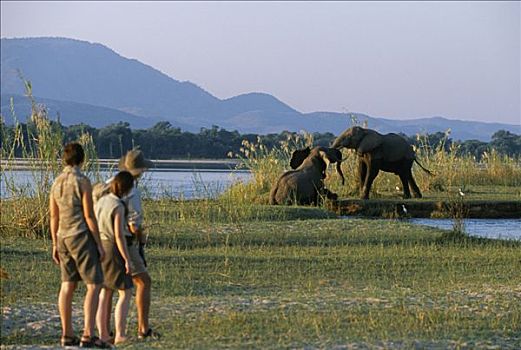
left=290, top=147, right=311, bottom=169
left=319, top=148, right=345, bottom=185
left=318, top=149, right=330, bottom=166
left=357, top=131, right=383, bottom=155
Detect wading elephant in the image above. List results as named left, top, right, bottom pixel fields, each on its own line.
left=269, top=146, right=344, bottom=205
left=331, top=126, right=432, bottom=199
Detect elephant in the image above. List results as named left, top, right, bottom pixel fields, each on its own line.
left=269, top=146, right=344, bottom=205
left=331, top=126, right=432, bottom=199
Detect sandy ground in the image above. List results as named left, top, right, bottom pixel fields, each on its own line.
left=2, top=295, right=520, bottom=349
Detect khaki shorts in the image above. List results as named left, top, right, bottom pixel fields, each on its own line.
left=128, top=241, right=147, bottom=277
left=100, top=240, right=133, bottom=290
left=58, top=231, right=103, bottom=284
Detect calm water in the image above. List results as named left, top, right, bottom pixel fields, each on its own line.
left=3, top=170, right=519, bottom=241
left=1, top=169, right=252, bottom=199
left=409, top=218, right=521, bottom=241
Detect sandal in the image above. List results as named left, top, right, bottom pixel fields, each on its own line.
left=80, top=336, right=113, bottom=348
left=138, top=328, right=161, bottom=340
left=61, top=335, right=80, bottom=346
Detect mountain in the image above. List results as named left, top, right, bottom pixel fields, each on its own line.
left=1, top=37, right=219, bottom=119
left=0, top=93, right=163, bottom=128
left=1, top=37, right=519, bottom=140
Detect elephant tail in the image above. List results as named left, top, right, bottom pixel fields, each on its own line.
left=269, top=183, right=279, bottom=205
left=414, top=158, right=434, bottom=176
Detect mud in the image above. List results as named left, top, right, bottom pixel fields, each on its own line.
left=329, top=199, right=521, bottom=218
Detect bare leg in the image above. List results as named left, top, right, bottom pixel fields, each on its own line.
left=114, top=289, right=132, bottom=344
left=132, top=272, right=151, bottom=335
left=58, top=282, right=77, bottom=338
left=83, top=283, right=101, bottom=338
left=105, top=296, right=113, bottom=337
left=96, top=288, right=113, bottom=342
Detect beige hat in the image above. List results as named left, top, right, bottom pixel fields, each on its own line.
left=118, top=149, right=154, bottom=176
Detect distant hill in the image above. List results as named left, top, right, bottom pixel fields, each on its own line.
left=0, top=94, right=162, bottom=129
left=1, top=37, right=519, bottom=140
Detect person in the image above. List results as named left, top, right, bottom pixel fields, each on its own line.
left=95, top=171, right=134, bottom=345
left=49, top=142, right=108, bottom=348
left=117, top=149, right=160, bottom=339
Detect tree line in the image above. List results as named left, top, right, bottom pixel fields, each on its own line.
left=2, top=120, right=520, bottom=160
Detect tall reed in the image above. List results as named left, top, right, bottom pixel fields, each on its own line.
left=0, top=81, right=98, bottom=238
left=223, top=133, right=314, bottom=204
left=224, top=128, right=521, bottom=202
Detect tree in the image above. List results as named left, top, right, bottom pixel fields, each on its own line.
left=97, top=122, right=133, bottom=158
left=490, top=130, right=521, bottom=157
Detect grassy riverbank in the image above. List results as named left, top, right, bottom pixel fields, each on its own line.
left=2, top=206, right=520, bottom=349
left=2, top=107, right=520, bottom=348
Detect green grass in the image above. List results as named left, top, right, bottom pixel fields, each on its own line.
left=2, top=207, right=520, bottom=349
left=2, top=87, right=520, bottom=348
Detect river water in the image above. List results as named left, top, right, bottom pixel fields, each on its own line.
left=409, top=218, right=521, bottom=241
left=0, top=169, right=252, bottom=199
left=2, top=169, right=519, bottom=241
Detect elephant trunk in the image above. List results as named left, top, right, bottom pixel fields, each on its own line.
left=336, top=161, right=345, bottom=185
left=331, top=137, right=343, bottom=149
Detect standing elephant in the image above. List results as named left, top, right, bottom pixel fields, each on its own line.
left=270, top=146, right=344, bottom=205
left=331, top=126, right=432, bottom=199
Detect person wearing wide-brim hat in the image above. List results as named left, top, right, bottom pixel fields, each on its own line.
left=116, top=149, right=160, bottom=340
left=118, top=149, right=154, bottom=177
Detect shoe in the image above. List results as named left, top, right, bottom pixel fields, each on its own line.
left=80, top=336, right=113, bottom=348
left=61, top=335, right=80, bottom=346
left=138, top=328, right=161, bottom=340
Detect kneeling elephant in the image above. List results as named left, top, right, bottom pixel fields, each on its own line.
left=269, top=146, right=344, bottom=205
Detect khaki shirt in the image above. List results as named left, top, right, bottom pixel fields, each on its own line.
left=95, top=193, right=124, bottom=243
left=50, top=166, right=89, bottom=238
left=106, top=177, right=140, bottom=236
left=123, top=186, right=143, bottom=229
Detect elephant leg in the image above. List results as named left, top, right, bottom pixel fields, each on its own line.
left=358, top=160, right=367, bottom=195
left=269, top=182, right=280, bottom=205
left=398, top=173, right=412, bottom=199
left=408, top=169, right=422, bottom=198
left=362, top=167, right=379, bottom=199
left=306, top=190, right=319, bottom=206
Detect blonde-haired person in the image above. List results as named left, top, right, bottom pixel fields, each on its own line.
left=95, top=171, right=134, bottom=345
left=117, top=149, right=160, bottom=339
left=50, top=142, right=108, bottom=348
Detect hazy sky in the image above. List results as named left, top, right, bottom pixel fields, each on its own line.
left=1, top=1, right=520, bottom=124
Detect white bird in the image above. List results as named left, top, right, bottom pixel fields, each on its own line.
left=401, top=204, right=407, bottom=214
left=458, top=188, right=465, bottom=197
left=395, top=186, right=400, bottom=191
